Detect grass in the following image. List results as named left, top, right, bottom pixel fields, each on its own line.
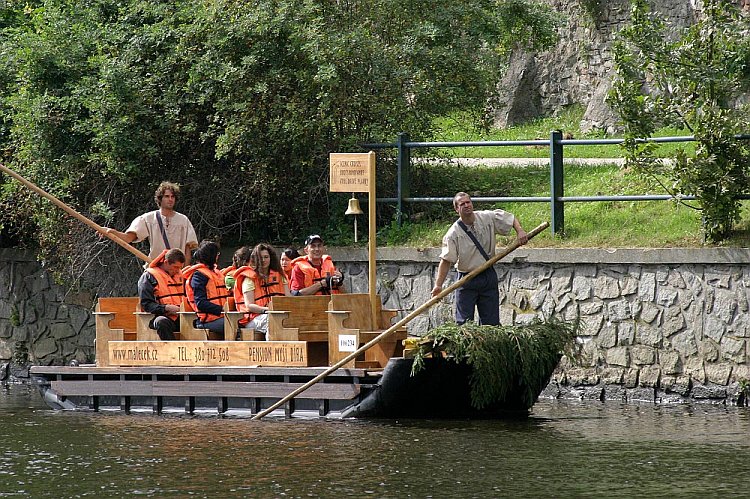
left=371, top=109, right=750, bottom=248
left=429, top=105, right=694, bottom=159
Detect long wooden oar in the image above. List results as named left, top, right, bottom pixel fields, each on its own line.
left=0, top=163, right=151, bottom=264
left=251, top=220, right=550, bottom=420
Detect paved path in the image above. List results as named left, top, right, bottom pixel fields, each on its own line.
left=415, top=157, right=625, bottom=167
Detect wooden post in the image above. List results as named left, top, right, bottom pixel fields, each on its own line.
left=250, top=221, right=550, bottom=420
left=0, top=163, right=152, bottom=264
left=367, top=151, right=378, bottom=328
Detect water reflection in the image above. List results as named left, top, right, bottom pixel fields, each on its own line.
left=2, top=384, right=749, bottom=497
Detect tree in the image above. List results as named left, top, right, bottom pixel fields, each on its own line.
left=0, top=0, right=559, bottom=288
left=610, top=0, right=750, bottom=242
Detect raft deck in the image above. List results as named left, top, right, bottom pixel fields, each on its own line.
left=30, top=364, right=384, bottom=417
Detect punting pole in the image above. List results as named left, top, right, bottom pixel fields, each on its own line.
left=0, top=163, right=152, bottom=264
left=251, top=221, right=550, bottom=420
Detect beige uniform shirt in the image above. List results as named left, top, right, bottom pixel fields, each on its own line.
left=438, top=209, right=515, bottom=273
left=126, top=210, right=198, bottom=260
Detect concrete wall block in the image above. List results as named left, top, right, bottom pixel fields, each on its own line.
left=639, top=366, right=661, bottom=388
left=703, top=316, right=726, bottom=343
left=594, top=275, right=620, bottom=299
left=623, top=368, right=639, bottom=388
left=691, top=383, right=727, bottom=400
left=621, top=276, right=639, bottom=296
left=705, top=363, right=733, bottom=385
left=579, top=315, right=603, bottom=337
left=565, top=367, right=600, bottom=386
left=572, top=275, right=592, bottom=300
left=669, top=329, right=699, bottom=358
left=638, top=272, right=656, bottom=302
left=579, top=299, right=603, bottom=315
left=509, top=270, right=540, bottom=290
left=720, top=336, right=746, bottom=364
left=607, top=299, right=632, bottom=322
left=31, top=337, right=58, bottom=360
left=600, top=367, right=624, bottom=384
left=666, top=270, right=686, bottom=289
left=700, top=339, right=720, bottom=362
left=684, top=357, right=706, bottom=384
left=50, top=322, right=76, bottom=340
left=550, top=271, right=573, bottom=297
left=597, top=322, right=616, bottom=347
left=713, top=289, right=738, bottom=324
left=731, top=364, right=750, bottom=383
left=639, top=302, right=660, bottom=323
left=0, top=339, right=11, bottom=360
left=0, top=323, right=11, bottom=339
left=631, top=345, right=656, bottom=365
left=659, top=350, right=682, bottom=375
left=618, top=321, right=635, bottom=346
left=635, top=323, right=662, bottom=348
left=626, top=387, right=655, bottom=403
left=705, top=270, right=732, bottom=289
left=530, top=287, right=548, bottom=310
left=0, top=299, right=12, bottom=320
left=663, top=314, right=686, bottom=337
left=656, top=287, right=678, bottom=307
left=606, top=346, right=629, bottom=367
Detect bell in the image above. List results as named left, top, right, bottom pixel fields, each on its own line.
left=345, top=196, right=364, bottom=216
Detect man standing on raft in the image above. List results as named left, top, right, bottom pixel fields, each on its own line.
left=431, top=192, right=528, bottom=325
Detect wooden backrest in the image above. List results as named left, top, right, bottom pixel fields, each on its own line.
left=269, top=295, right=331, bottom=331
left=96, top=297, right=140, bottom=331
left=329, top=294, right=374, bottom=330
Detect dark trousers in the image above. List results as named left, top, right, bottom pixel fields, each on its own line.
left=455, top=266, right=500, bottom=325
left=150, top=316, right=179, bottom=340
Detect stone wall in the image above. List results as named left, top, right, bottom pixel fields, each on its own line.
left=3, top=246, right=750, bottom=405
left=494, top=0, right=701, bottom=132
left=334, top=247, right=750, bottom=405
left=0, top=249, right=95, bottom=381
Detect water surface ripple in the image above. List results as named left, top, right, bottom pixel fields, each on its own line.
left=2, top=385, right=748, bottom=497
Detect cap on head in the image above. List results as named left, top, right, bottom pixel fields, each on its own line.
left=305, top=234, right=323, bottom=246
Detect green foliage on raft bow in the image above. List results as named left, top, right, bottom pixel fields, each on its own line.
left=411, top=318, right=580, bottom=409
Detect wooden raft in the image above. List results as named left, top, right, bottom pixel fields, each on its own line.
left=96, top=294, right=406, bottom=369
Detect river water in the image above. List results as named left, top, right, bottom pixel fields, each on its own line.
left=1, top=383, right=748, bottom=497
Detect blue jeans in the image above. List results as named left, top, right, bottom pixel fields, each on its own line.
left=194, top=317, right=225, bottom=334
left=454, top=267, right=499, bottom=325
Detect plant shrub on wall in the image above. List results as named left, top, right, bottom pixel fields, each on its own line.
left=610, top=0, right=750, bottom=242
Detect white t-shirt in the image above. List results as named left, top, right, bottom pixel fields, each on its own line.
left=126, top=210, right=198, bottom=260
left=438, top=209, right=515, bottom=273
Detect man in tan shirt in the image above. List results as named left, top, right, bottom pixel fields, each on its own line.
left=431, top=192, right=528, bottom=325
left=105, top=181, right=198, bottom=264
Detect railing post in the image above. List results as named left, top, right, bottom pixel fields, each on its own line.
left=396, top=132, right=410, bottom=226
left=550, top=130, right=564, bottom=236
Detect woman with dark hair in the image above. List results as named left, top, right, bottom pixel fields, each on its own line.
left=183, top=240, right=230, bottom=334
left=233, top=243, right=290, bottom=339
left=280, top=247, right=300, bottom=281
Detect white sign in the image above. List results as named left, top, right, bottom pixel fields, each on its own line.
left=338, top=335, right=358, bottom=352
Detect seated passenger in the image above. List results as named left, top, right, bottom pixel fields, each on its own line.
left=223, top=245, right=252, bottom=292
left=183, top=240, right=229, bottom=334
left=280, top=247, right=300, bottom=281
left=234, top=243, right=290, bottom=339
left=290, top=235, right=344, bottom=296
left=138, top=248, right=185, bottom=340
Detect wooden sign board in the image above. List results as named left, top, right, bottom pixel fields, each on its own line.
left=108, top=341, right=309, bottom=367
left=329, top=152, right=372, bottom=193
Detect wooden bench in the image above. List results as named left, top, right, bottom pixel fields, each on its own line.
left=267, top=295, right=331, bottom=365
left=327, top=294, right=406, bottom=369
left=94, top=297, right=144, bottom=367
left=224, top=297, right=263, bottom=342
left=178, top=298, right=220, bottom=341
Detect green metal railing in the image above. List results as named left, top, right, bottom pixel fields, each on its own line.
left=362, top=131, right=750, bottom=236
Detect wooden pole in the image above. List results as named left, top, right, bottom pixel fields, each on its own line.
left=0, top=163, right=152, bottom=264
left=251, top=220, right=550, bottom=420
left=367, top=151, right=377, bottom=328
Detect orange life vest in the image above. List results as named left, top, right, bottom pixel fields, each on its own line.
left=233, top=266, right=286, bottom=323
left=291, top=255, right=341, bottom=295
left=145, top=250, right=184, bottom=321
left=183, top=263, right=229, bottom=322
